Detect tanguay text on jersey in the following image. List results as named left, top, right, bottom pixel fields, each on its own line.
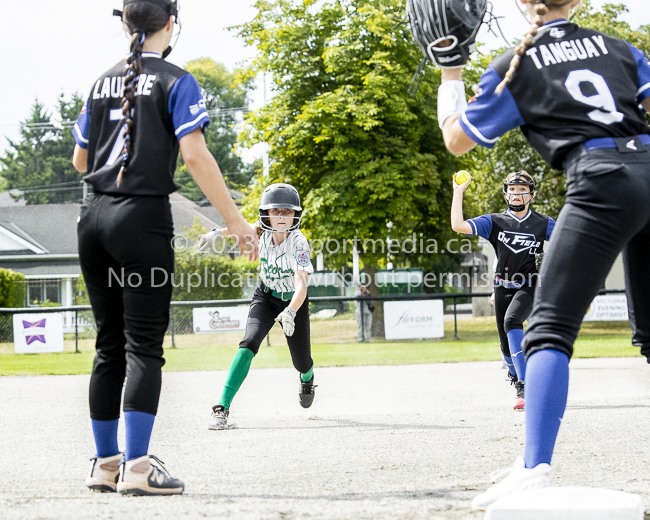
left=526, top=35, right=609, bottom=70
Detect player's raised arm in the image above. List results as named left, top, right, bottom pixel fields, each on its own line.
left=450, top=172, right=474, bottom=234
left=405, top=0, right=485, bottom=155
left=440, top=69, right=478, bottom=156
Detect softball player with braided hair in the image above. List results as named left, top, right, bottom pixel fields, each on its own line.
left=72, top=0, right=258, bottom=495
left=408, top=0, right=650, bottom=508
left=452, top=170, right=554, bottom=411
left=198, top=183, right=316, bottom=430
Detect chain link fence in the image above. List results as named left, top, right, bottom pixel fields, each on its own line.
left=0, top=289, right=628, bottom=354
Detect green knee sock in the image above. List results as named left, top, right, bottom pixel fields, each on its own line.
left=300, top=365, right=314, bottom=383
left=218, top=348, right=254, bottom=409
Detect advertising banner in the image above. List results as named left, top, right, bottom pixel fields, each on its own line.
left=193, top=306, right=249, bottom=333
left=383, top=300, right=444, bottom=340
left=583, top=295, right=629, bottom=321
left=13, top=313, right=64, bottom=354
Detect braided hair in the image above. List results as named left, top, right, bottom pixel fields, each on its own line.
left=117, top=2, right=169, bottom=187
left=495, top=0, right=576, bottom=94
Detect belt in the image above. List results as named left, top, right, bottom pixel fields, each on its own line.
left=262, top=284, right=294, bottom=301
left=583, top=134, right=650, bottom=151
left=494, top=276, right=527, bottom=290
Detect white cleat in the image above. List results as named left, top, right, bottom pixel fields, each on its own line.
left=208, top=405, right=231, bottom=430
left=471, top=457, right=552, bottom=510
left=117, top=455, right=184, bottom=496
left=86, top=453, right=122, bottom=493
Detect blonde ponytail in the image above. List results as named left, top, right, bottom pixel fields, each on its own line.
left=495, top=0, right=575, bottom=94
left=495, top=2, right=548, bottom=94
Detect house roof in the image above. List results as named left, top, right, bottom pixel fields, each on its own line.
left=0, top=204, right=80, bottom=255
left=169, top=192, right=225, bottom=233
left=0, top=190, right=26, bottom=207
left=0, top=192, right=229, bottom=278
left=0, top=258, right=81, bottom=278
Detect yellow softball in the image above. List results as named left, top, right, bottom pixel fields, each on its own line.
left=454, top=170, right=471, bottom=185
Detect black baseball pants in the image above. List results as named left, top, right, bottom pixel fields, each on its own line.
left=494, top=284, right=535, bottom=358
left=240, top=284, right=313, bottom=373
left=78, top=193, right=174, bottom=420
left=523, top=145, right=650, bottom=360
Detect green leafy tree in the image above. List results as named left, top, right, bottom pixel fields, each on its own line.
left=237, top=0, right=468, bottom=335
left=463, top=1, right=650, bottom=220
left=176, top=59, right=256, bottom=200
left=0, top=94, right=84, bottom=204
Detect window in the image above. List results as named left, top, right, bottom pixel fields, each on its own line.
left=27, top=280, right=62, bottom=306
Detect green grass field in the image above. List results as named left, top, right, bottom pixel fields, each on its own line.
left=0, top=317, right=637, bottom=376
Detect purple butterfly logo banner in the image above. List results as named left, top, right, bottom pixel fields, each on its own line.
left=23, top=319, right=47, bottom=345
left=13, top=313, right=64, bottom=354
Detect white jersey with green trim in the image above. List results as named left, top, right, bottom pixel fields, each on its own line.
left=259, top=229, right=314, bottom=293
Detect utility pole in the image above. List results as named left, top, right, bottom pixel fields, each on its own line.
left=263, top=72, right=269, bottom=177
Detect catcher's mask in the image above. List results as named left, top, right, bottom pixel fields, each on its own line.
left=258, top=183, right=303, bottom=233
left=503, top=171, right=536, bottom=212
left=114, top=0, right=181, bottom=58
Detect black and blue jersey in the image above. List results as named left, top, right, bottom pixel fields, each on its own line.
left=468, top=209, right=555, bottom=285
left=73, top=52, right=209, bottom=196
left=460, top=20, right=650, bottom=169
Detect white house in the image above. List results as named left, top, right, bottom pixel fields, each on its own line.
left=0, top=192, right=227, bottom=308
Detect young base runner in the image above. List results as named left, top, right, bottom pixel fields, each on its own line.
left=407, top=0, right=650, bottom=509
left=198, top=183, right=316, bottom=429
left=452, top=171, right=554, bottom=410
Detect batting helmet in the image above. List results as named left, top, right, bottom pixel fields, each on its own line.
left=259, top=183, right=303, bottom=233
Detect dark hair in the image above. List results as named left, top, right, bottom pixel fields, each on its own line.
left=496, top=1, right=576, bottom=94
left=116, top=2, right=170, bottom=187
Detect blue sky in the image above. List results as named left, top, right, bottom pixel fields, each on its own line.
left=2, top=0, right=648, bottom=161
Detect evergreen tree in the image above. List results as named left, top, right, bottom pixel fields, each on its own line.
left=0, top=94, right=84, bottom=204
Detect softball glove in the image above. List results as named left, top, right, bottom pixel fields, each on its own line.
left=406, top=0, right=487, bottom=68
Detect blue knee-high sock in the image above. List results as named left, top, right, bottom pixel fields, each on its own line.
left=504, top=356, right=516, bottom=378
left=124, top=411, right=156, bottom=461
left=91, top=419, right=120, bottom=458
left=507, top=329, right=526, bottom=381
left=523, top=349, right=570, bottom=468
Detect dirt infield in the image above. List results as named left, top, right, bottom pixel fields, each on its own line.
left=0, top=358, right=649, bottom=519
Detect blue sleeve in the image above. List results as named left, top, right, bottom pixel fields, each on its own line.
left=168, top=74, right=210, bottom=140
left=459, top=65, right=526, bottom=148
left=546, top=218, right=555, bottom=241
left=466, top=214, right=493, bottom=240
left=72, top=96, right=91, bottom=149
left=627, top=43, right=650, bottom=103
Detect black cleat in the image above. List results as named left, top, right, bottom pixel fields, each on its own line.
left=299, top=376, right=317, bottom=408
left=514, top=380, right=525, bottom=411
left=507, top=373, right=525, bottom=411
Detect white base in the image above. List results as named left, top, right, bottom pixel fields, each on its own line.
left=485, top=487, right=644, bottom=520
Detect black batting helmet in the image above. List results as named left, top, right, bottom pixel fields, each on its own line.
left=258, top=183, right=303, bottom=233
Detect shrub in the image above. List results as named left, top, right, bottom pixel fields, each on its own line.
left=0, top=268, right=26, bottom=342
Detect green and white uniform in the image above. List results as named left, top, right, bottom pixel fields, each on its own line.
left=213, top=229, right=315, bottom=413
left=259, top=229, right=314, bottom=294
